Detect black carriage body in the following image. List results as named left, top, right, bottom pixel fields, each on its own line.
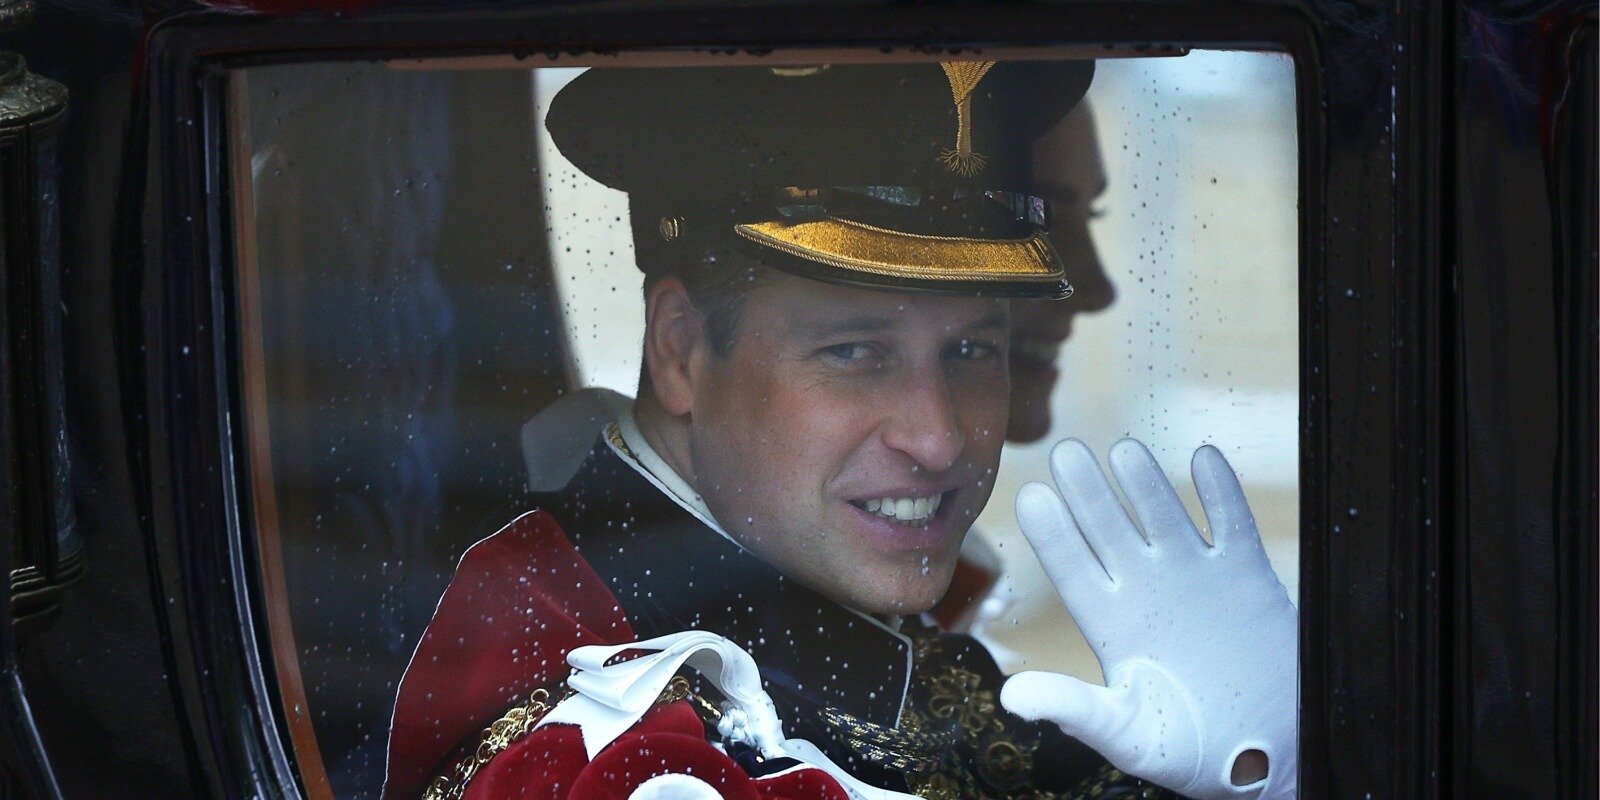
left=0, top=1, right=1593, bottom=798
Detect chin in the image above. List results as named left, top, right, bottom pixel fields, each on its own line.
left=1006, top=392, right=1054, bottom=444
left=1006, top=413, right=1051, bottom=444
left=839, top=562, right=957, bottom=616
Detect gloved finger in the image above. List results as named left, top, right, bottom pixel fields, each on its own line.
left=1191, top=445, right=1262, bottom=557
left=1016, top=482, right=1112, bottom=606
left=1001, top=671, right=1133, bottom=753
left=1049, top=439, right=1141, bottom=579
left=1108, top=438, right=1205, bottom=557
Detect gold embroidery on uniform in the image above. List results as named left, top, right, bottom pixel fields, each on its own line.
left=890, top=634, right=1177, bottom=800
left=891, top=634, right=1041, bottom=799
left=924, top=663, right=1004, bottom=736
left=938, top=61, right=997, bottom=176
left=915, top=770, right=960, bottom=800
left=820, top=706, right=955, bottom=773
left=982, top=739, right=1030, bottom=788
left=605, top=421, right=633, bottom=457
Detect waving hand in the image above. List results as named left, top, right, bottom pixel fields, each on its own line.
left=1000, top=439, right=1297, bottom=800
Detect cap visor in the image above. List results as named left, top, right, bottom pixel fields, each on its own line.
left=734, top=218, right=1070, bottom=298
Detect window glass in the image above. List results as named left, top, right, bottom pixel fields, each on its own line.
left=228, top=51, right=1298, bottom=800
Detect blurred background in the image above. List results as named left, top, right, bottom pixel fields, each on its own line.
left=234, top=49, right=1297, bottom=797
left=972, top=51, right=1299, bottom=679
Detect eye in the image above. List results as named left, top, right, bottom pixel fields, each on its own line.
left=948, top=338, right=999, bottom=361
left=821, top=342, right=877, bottom=362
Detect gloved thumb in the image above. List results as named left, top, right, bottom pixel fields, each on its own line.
left=1000, top=670, right=1133, bottom=747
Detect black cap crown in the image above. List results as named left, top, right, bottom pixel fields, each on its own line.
left=546, top=60, right=1093, bottom=298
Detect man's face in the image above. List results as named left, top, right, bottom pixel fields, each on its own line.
left=1009, top=102, right=1114, bottom=443
left=684, top=275, right=1011, bottom=614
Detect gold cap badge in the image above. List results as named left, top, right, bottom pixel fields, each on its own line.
left=938, top=61, right=998, bottom=177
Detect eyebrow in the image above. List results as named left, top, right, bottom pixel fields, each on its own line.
left=964, top=309, right=1010, bottom=332
left=799, top=314, right=898, bottom=338
left=799, top=307, right=1008, bottom=339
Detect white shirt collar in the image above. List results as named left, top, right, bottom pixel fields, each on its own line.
left=607, top=410, right=914, bottom=663
left=608, top=413, right=739, bottom=546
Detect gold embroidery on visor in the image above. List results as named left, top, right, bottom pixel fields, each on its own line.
left=734, top=218, right=1062, bottom=283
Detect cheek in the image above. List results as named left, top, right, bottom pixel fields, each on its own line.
left=740, top=368, right=879, bottom=443
left=698, top=364, right=873, bottom=488
left=955, top=374, right=1012, bottom=444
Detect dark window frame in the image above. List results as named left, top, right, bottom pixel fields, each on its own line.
left=132, top=2, right=1592, bottom=798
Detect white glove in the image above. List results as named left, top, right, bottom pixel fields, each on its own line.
left=999, top=439, right=1297, bottom=800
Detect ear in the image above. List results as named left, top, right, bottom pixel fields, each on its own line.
left=642, top=278, right=705, bottom=417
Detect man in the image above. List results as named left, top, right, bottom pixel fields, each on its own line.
left=1011, top=99, right=1115, bottom=443
left=385, top=61, right=1296, bottom=800
left=928, top=98, right=1112, bottom=634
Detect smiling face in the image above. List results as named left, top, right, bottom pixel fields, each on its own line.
left=661, top=274, right=1011, bottom=614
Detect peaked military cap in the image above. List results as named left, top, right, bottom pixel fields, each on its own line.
left=545, top=59, right=1094, bottom=298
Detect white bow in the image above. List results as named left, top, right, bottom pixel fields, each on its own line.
left=535, top=630, right=920, bottom=800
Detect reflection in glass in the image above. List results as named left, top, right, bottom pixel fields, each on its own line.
left=231, top=63, right=568, bottom=797
left=230, top=52, right=1298, bottom=799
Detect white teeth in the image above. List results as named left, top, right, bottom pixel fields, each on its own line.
left=858, top=493, right=944, bottom=526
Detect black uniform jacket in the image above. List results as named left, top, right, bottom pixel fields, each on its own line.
left=523, top=430, right=1174, bottom=800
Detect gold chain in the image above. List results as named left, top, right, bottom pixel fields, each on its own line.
left=422, top=687, right=558, bottom=800
left=420, top=677, right=711, bottom=800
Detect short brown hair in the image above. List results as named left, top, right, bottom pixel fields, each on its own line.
left=642, top=244, right=777, bottom=357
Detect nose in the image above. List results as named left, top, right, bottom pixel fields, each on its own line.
left=880, top=371, right=967, bottom=473
left=1057, top=221, right=1115, bottom=313
left=1071, top=245, right=1114, bottom=311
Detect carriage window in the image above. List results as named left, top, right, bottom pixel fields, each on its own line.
left=227, top=50, right=1299, bottom=800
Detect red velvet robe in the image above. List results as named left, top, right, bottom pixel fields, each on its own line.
left=383, top=510, right=850, bottom=800
left=387, top=433, right=1170, bottom=800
